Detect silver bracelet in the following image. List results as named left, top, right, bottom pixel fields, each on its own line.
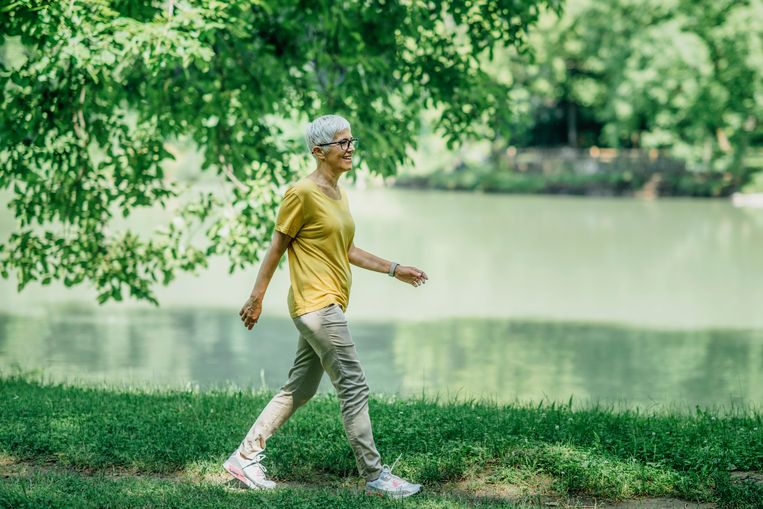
left=388, top=262, right=399, bottom=277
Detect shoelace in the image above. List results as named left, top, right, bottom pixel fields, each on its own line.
left=242, top=453, right=269, bottom=475
left=380, top=453, right=404, bottom=482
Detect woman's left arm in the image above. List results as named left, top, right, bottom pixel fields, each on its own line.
left=348, top=243, right=428, bottom=287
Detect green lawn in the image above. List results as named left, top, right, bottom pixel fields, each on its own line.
left=0, top=375, right=761, bottom=508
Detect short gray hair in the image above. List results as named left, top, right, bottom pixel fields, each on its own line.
left=304, top=114, right=351, bottom=157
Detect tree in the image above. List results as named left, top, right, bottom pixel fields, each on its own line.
left=497, top=0, right=763, bottom=181
left=0, top=0, right=560, bottom=304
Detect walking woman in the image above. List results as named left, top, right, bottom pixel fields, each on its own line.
left=223, top=114, right=428, bottom=498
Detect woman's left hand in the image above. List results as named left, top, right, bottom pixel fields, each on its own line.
left=394, top=265, right=428, bottom=287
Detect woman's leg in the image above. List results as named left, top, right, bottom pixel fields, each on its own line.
left=292, top=303, right=383, bottom=481
left=238, top=330, right=323, bottom=460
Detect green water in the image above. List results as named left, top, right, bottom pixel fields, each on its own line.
left=2, top=187, right=762, bottom=409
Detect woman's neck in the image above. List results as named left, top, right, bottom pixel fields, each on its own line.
left=312, top=165, right=340, bottom=188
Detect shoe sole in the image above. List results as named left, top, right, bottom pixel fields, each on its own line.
left=365, top=485, right=421, bottom=499
left=223, top=460, right=275, bottom=490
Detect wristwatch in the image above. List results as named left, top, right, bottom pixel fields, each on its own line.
left=388, top=262, right=399, bottom=277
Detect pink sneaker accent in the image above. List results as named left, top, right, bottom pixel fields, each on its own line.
left=222, top=451, right=276, bottom=490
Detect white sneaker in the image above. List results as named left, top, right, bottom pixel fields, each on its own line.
left=365, top=454, right=421, bottom=499
left=222, top=450, right=276, bottom=490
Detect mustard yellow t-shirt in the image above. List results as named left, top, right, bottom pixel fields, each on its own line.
left=275, top=177, right=355, bottom=318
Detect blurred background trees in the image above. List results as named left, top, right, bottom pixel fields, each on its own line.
left=502, top=0, right=762, bottom=176
left=400, top=0, right=763, bottom=196
left=398, top=0, right=763, bottom=196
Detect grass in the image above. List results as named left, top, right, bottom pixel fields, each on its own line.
left=1, top=470, right=519, bottom=509
left=0, top=374, right=761, bottom=508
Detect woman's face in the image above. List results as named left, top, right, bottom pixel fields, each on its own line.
left=320, top=128, right=355, bottom=173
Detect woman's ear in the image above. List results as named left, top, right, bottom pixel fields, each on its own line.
left=311, top=146, right=325, bottom=160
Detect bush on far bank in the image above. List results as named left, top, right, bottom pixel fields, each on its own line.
left=395, top=155, right=760, bottom=198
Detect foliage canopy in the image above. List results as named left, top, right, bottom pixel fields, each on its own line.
left=0, top=0, right=559, bottom=304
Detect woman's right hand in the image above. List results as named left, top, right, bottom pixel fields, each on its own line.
left=240, top=294, right=263, bottom=330
left=394, top=265, right=428, bottom=287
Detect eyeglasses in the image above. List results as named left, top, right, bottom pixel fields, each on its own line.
left=317, top=137, right=359, bottom=152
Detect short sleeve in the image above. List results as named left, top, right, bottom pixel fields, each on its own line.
left=275, top=187, right=304, bottom=238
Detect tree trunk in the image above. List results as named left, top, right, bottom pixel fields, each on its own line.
left=567, top=101, right=577, bottom=148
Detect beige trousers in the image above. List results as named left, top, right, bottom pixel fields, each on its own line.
left=238, top=303, right=383, bottom=480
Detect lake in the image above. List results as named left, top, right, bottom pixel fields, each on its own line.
left=2, top=186, right=762, bottom=411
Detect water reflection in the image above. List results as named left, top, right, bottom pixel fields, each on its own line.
left=392, top=319, right=763, bottom=410
left=1, top=306, right=761, bottom=410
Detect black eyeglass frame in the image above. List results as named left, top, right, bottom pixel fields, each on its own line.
left=316, top=137, right=359, bottom=151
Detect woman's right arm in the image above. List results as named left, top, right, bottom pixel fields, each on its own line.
left=239, top=230, right=293, bottom=330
